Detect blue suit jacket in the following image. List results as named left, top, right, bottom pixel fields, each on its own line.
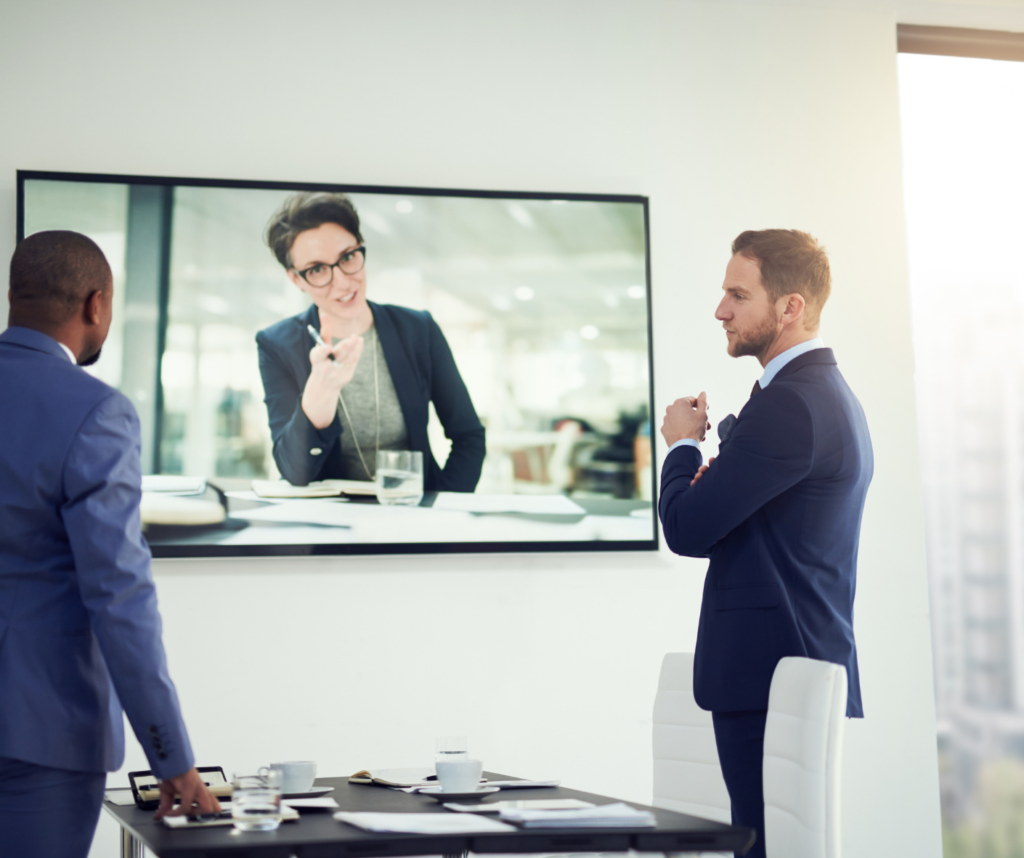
left=659, top=348, right=872, bottom=717
left=0, top=327, right=194, bottom=776
left=256, top=302, right=485, bottom=491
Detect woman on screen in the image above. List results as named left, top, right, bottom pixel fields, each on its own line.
left=256, top=192, right=485, bottom=490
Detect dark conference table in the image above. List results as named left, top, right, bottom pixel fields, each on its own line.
left=103, top=772, right=755, bottom=857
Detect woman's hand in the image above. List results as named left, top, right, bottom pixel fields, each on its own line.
left=301, top=318, right=365, bottom=429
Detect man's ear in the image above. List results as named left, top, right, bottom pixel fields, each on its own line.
left=83, top=289, right=105, bottom=326
left=781, top=292, right=807, bottom=325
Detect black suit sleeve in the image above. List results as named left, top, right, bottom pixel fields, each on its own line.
left=256, top=331, right=342, bottom=486
left=659, top=384, right=815, bottom=557
left=425, top=315, right=486, bottom=492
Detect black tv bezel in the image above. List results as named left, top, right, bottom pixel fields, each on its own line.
left=16, top=169, right=658, bottom=558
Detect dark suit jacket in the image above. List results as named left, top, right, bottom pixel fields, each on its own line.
left=0, top=327, right=193, bottom=776
left=659, top=348, right=872, bottom=717
left=256, top=302, right=485, bottom=491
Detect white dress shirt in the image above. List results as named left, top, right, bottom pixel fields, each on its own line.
left=668, top=337, right=825, bottom=453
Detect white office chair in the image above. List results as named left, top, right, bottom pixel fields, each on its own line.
left=763, top=656, right=847, bottom=858
left=652, top=652, right=731, bottom=858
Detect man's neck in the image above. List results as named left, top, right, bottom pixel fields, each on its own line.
left=7, top=313, right=81, bottom=360
left=758, top=329, right=819, bottom=368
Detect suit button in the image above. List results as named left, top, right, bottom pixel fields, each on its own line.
left=310, top=447, right=322, bottom=455
left=158, top=752, right=168, bottom=760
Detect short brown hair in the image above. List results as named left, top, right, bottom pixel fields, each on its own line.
left=265, top=192, right=363, bottom=269
left=731, top=229, right=831, bottom=329
left=9, top=230, right=111, bottom=320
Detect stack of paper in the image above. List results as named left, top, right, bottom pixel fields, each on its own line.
left=497, top=802, right=657, bottom=829
left=333, top=811, right=515, bottom=834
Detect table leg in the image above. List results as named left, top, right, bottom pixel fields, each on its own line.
left=121, top=825, right=145, bottom=858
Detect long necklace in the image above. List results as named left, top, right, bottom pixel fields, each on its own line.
left=336, top=326, right=379, bottom=480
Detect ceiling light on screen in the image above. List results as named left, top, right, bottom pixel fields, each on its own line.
left=604, top=294, right=620, bottom=308
left=506, top=202, right=534, bottom=228
left=514, top=286, right=534, bottom=301
left=580, top=325, right=600, bottom=340
left=492, top=296, right=513, bottom=311
left=627, top=284, right=645, bottom=299
left=395, top=199, right=414, bottom=214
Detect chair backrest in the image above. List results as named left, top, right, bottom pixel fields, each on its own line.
left=652, top=652, right=732, bottom=823
left=763, top=656, right=847, bottom=858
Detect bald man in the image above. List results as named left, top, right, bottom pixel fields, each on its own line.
left=0, top=232, right=219, bottom=858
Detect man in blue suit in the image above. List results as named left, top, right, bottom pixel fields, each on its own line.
left=0, top=232, right=220, bottom=857
left=659, top=230, right=873, bottom=858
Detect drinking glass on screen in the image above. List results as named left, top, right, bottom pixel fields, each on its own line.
left=231, top=769, right=283, bottom=831
left=376, top=451, right=423, bottom=506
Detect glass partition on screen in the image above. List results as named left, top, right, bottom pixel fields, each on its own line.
left=17, top=171, right=656, bottom=557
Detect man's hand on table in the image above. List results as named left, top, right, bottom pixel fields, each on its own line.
left=154, top=767, right=223, bottom=819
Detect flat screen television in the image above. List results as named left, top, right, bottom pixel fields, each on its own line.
left=16, top=170, right=656, bottom=557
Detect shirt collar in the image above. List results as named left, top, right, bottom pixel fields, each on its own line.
left=56, top=340, right=77, bottom=364
left=759, top=337, right=824, bottom=389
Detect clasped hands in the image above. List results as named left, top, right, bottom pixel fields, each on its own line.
left=302, top=315, right=366, bottom=430
left=661, top=391, right=715, bottom=487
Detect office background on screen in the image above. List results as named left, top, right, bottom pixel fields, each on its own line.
left=23, top=179, right=652, bottom=501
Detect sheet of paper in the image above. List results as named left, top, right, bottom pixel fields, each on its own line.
left=432, top=493, right=585, bottom=515
left=230, top=500, right=356, bottom=527
left=104, top=788, right=137, bottom=807
left=283, top=797, right=340, bottom=809
left=445, top=798, right=592, bottom=813
left=498, top=801, right=656, bottom=828
left=334, top=811, right=516, bottom=834
left=484, top=780, right=561, bottom=789
left=252, top=479, right=376, bottom=498
left=141, top=475, right=206, bottom=494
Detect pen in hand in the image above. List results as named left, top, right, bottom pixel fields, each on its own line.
left=307, top=324, right=336, bottom=361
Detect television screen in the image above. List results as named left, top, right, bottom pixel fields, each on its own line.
left=17, top=171, right=656, bottom=556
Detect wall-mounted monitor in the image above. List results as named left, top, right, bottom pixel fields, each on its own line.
left=16, top=170, right=656, bottom=557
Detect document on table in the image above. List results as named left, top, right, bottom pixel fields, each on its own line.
left=432, top=493, right=585, bottom=515
left=334, top=811, right=516, bottom=834
left=497, top=801, right=657, bottom=828
left=229, top=499, right=355, bottom=527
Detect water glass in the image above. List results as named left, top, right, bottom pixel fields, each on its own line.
left=376, top=450, right=424, bottom=506
left=231, top=769, right=283, bottom=831
left=435, top=734, right=468, bottom=762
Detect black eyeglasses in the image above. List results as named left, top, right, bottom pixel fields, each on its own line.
left=295, top=246, right=367, bottom=288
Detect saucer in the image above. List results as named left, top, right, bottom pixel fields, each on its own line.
left=419, top=786, right=500, bottom=801
left=283, top=785, right=335, bottom=799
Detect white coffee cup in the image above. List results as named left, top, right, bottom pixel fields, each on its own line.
left=435, top=757, right=483, bottom=793
left=269, top=760, right=317, bottom=794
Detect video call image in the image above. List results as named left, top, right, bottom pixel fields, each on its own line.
left=21, top=175, right=655, bottom=554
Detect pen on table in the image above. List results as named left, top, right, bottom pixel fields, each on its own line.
left=307, top=324, right=335, bottom=361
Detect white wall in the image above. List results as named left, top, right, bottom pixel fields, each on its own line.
left=0, top=1, right=944, bottom=856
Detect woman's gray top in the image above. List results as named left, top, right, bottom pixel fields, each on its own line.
left=334, top=326, right=408, bottom=480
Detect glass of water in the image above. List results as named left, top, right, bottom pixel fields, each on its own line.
left=231, top=769, right=283, bottom=831
left=435, top=735, right=468, bottom=762
left=376, top=450, right=424, bottom=506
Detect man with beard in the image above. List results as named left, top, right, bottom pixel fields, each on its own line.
left=658, top=229, right=873, bottom=858
left=0, top=231, right=219, bottom=858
